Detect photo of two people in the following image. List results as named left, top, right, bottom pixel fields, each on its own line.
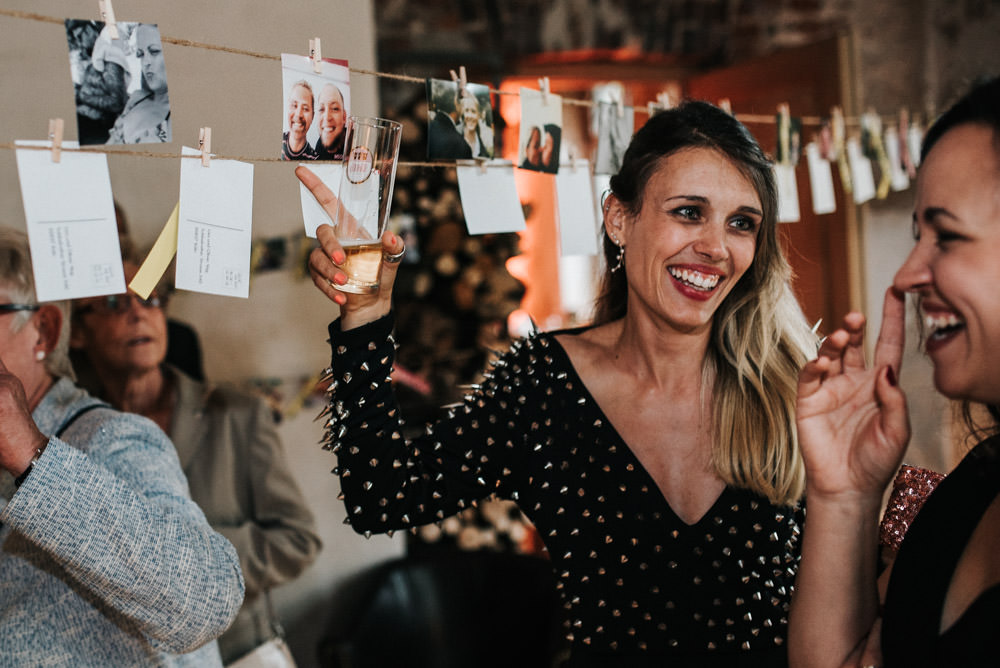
left=426, top=78, right=495, bottom=160
left=280, top=54, right=351, bottom=161
left=518, top=87, right=562, bottom=174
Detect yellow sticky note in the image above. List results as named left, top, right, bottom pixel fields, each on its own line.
left=129, top=202, right=179, bottom=298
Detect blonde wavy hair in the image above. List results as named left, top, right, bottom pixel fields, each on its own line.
left=592, top=101, right=817, bottom=506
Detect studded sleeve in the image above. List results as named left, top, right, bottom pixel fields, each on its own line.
left=321, top=314, right=534, bottom=535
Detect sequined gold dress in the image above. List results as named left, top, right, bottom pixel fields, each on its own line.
left=322, top=315, right=803, bottom=667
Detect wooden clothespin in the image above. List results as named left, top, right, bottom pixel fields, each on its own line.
left=476, top=157, right=488, bottom=175
left=98, top=0, right=118, bottom=39
left=718, top=98, right=733, bottom=115
left=48, top=118, right=64, bottom=163
left=309, top=38, right=323, bottom=74
left=538, top=77, right=550, bottom=105
left=450, top=66, right=468, bottom=98
left=777, top=103, right=791, bottom=164
left=830, top=106, right=853, bottom=195
left=199, top=127, right=212, bottom=167
left=568, top=146, right=577, bottom=172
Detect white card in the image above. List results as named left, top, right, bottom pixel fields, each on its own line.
left=884, top=127, right=910, bottom=192
left=805, top=143, right=836, bottom=215
left=774, top=164, right=800, bottom=223
left=14, top=140, right=125, bottom=301
left=175, top=147, right=254, bottom=298
left=455, top=160, right=526, bottom=234
left=299, top=163, right=343, bottom=237
left=846, top=137, right=876, bottom=204
left=555, top=159, right=599, bottom=256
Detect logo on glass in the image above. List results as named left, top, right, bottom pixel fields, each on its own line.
left=346, top=146, right=374, bottom=184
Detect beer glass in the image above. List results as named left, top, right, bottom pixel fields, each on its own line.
left=332, top=115, right=402, bottom=293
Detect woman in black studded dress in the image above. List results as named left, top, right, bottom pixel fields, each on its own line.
left=298, top=101, right=818, bottom=667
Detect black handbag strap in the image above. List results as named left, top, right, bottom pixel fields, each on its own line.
left=55, top=402, right=109, bottom=438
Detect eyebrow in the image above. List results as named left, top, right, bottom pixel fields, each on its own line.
left=664, top=195, right=763, bottom=217
left=919, top=206, right=959, bottom=223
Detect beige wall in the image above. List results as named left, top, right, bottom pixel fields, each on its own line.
left=0, top=2, right=403, bottom=664
left=851, top=0, right=1000, bottom=473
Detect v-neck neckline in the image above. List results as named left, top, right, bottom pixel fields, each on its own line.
left=546, top=329, right=730, bottom=529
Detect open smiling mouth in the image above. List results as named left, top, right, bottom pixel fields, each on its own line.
left=925, top=313, right=965, bottom=342
left=668, top=267, right=720, bottom=292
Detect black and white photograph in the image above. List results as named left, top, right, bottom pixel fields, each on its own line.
left=426, top=78, right=495, bottom=160
left=65, top=20, right=172, bottom=145
left=280, top=54, right=351, bottom=161
left=594, top=101, right=633, bottom=175
left=518, top=87, right=562, bottom=174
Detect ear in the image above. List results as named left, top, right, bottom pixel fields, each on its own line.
left=602, top=194, right=629, bottom=246
left=34, top=304, right=63, bottom=356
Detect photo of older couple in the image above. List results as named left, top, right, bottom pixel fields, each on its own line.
left=280, top=54, right=351, bottom=161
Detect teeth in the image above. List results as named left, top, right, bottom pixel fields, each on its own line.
left=924, top=313, right=963, bottom=334
left=669, top=267, right=720, bottom=290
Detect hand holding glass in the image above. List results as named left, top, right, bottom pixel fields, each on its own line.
left=330, top=116, right=402, bottom=293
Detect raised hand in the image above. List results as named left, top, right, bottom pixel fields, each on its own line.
left=796, top=287, right=911, bottom=500
left=0, top=356, right=48, bottom=477
left=296, top=165, right=405, bottom=330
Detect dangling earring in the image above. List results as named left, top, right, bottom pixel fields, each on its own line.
left=609, top=233, right=625, bottom=273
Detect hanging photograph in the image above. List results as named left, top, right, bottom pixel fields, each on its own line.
left=426, top=78, right=495, bottom=160
left=66, top=20, right=172, bottom=145
left=594, top=101, right=633, bottom=176
left=280, top=54, right=351, bottom=161
left=518, top=87, right=563, bottom=174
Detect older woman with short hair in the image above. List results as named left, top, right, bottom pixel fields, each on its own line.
left=0, top=226, right=244, bottom=665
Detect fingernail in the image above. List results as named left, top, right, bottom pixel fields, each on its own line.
left=886, top=366, right=897, bottom=387
left=333, top=273, right=347, bottom=285
left=333, top=251, right=346, bottom=264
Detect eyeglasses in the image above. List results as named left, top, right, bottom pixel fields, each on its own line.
left=75, top=293, right=166, bottom=316
left=0, top=303, right=40, bottom=314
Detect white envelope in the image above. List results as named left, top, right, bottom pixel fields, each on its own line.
left=14, top=140, right=125, bottom=301
left=555, top=159, right=599, bottom=256
left=456, top=160, right=526, bottom=234
left=175, top=147, right=254, bottom=298
left=846, top=138, right=877, bottom=204
left=805, top=142, right=837, bottom=215
left=774, top=164, right=801, bottom=223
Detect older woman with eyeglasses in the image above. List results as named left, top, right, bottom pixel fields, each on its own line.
left=0, top=227, right=244, bottom=664
left=70, top=262, right=322, bottom=664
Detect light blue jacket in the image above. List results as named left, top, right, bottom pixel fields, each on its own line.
left=0, top=378, right=245, bottom=666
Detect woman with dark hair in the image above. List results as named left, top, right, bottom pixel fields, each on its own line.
left=789, top=75, right=1000, bottom=668
left=541, top=123, right=562, bottom=172
left=106, top=24, right=171, bottom=144
left=299, top=100, right=817, bottom=666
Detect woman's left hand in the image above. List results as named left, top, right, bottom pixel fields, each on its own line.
left=796, top=287, right=911, bottom=502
